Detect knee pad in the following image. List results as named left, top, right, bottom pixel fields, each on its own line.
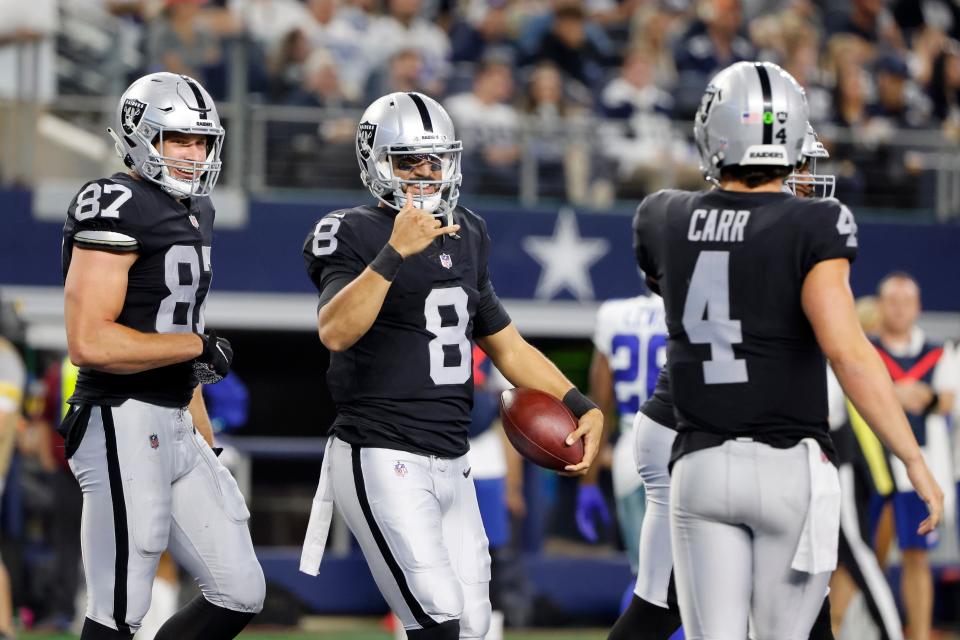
left=407, top=619, right=460, bottom=640
left=407, top=571, right=463, bottom=621
left=208, top=560, right=265, bottom=613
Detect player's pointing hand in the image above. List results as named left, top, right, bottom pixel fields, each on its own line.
left=388, top=190, right=460, bottom=258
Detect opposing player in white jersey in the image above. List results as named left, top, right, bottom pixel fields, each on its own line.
left=578, top=295, right=666, bottom=594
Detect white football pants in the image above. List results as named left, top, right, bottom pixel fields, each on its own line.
left=66, top=400, right=264, bottom=634
left=326, top=436, right=491, bottom=638
left=670, top=439, right=834, bottom=640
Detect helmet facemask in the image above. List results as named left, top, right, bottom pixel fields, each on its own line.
left=366, top=141, right=463, bottom=223
left=109, top=119, right=224, bottom=199
left=786, top=123, right=835, bottom=199
left=786, top=156, right=836, bottom=198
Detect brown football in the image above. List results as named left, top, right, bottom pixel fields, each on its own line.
left=499, top=388, right=583, bottom=471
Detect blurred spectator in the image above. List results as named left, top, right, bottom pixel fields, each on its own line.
left=0, top=0, right=57, bottom=103
left=269, top=49, right=357, bottom=188
left=869, top=53, right=930, bottom=128
left=366, top=0, right=451, bottom=91
left=304, top=0, right=370, bottom=102
left=0, top=336, right=23, bottom=637
left=519, top=62, right=589, bottom=201
left=365, top=48, right=443, bottom=103
left=286, top=48, right=355, bottom=108
left=827, top=59, right=872, bottom=205
left=37, top=358, right=81, bottom=633
left=672, top=0, right=755, bottom=118
left=267, top=27, right=313, bottom=102
left=148, top=0, right=242, bottom=99
left=520, top=1, right=616, bottom=91
left=450, top=0, right=517, bottom=64
left=597, top=47, right=701, bottom=200
left=230, top=0, right=311, bottom=51
left=826, top=0, right=905, bottom=52
left=446, top=59, right=522, bottom=196
left=781, top=17, right=833, bottom=123
left=928, top=40, right=960, bottom=138
left=627, top=5, right=684, bottom=88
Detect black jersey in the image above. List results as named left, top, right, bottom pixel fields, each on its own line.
left=303, top=204, right=511, bottom=458
left=640, top=367, right=676, bottom=429
left=62, top=173, right=214, bottom=408
left=634, top=189, right=858, bottom=463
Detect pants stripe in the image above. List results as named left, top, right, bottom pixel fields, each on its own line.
left=350, top=445, right=436, bottom=629
left=102, top=406, right=130, bottom=634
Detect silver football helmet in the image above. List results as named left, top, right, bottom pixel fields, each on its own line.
left=107, top=72, right=224, bottom=198
left=694, top=61, right=809, bottom=184
left=355, top=92, right=462, bottom=221
left=786, top=122, right=835, bottom=198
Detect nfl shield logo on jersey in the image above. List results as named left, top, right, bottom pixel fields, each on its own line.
left=440, top=253, right=453, bottom=269
left=394, top=461, right=408, bottom=477
left=189, top=214, right=200, bottom=229
left=149, top=434, right=160, bottom=449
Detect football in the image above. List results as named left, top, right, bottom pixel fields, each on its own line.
left=499, top=388, right=583, bottom=471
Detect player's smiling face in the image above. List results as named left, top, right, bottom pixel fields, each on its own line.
left=392, top=153, right=444, bottom=196
left=159, top=132, right=210, bottom=181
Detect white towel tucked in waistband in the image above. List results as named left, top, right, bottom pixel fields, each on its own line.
left=300, top=438, right=335, bottom=576
left=791, top=438, right=841, bottom=574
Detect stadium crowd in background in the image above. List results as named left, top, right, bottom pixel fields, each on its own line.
left=55, top=0, right=960, bottom=206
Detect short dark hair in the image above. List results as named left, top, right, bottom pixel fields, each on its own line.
left=719, top=164, right=792, bottom=188
left=876, top=271, right=919, bottom=296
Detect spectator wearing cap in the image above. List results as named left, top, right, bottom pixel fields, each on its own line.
left=869, top=53, right=930, bottom=127
left=446, top=59, right=522, bottom=196
left=672, top=0, right=755, bottom=118
left=862, top=53, right=931, bottom=208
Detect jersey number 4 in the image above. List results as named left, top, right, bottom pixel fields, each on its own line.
left=682, top=251, right=748, bottom=385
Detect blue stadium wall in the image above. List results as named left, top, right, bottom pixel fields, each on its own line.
left=3, top=188, right=958, bottom=311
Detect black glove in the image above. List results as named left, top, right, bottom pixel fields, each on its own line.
left=194, top=331, right=233, bottom=384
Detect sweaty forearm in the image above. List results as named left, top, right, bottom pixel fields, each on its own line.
left=318, top=267, right=392, bottom=352
left=832, top=342, right=924, bottom=465
left=70, top=323, right=203, bottom=374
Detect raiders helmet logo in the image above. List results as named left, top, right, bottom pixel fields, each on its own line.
left=357, top=121, right=378, bottom=161
left=121, top=98, right=148, bottom=136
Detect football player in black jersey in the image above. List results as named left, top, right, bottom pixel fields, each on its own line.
left=632, top=62, right=942, bottom=640
left=299, top=92, right=603, bottom=640
left=609, top=123, right=846, bottom=640
left=61, top=73, right=263, bottom=640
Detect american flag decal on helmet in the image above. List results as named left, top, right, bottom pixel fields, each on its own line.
left=149, top=434, right=160, bottom=449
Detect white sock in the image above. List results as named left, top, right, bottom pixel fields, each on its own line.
left=134, top=578, right=180, bottom=640
left=487, top=610, right=505, bottom=640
